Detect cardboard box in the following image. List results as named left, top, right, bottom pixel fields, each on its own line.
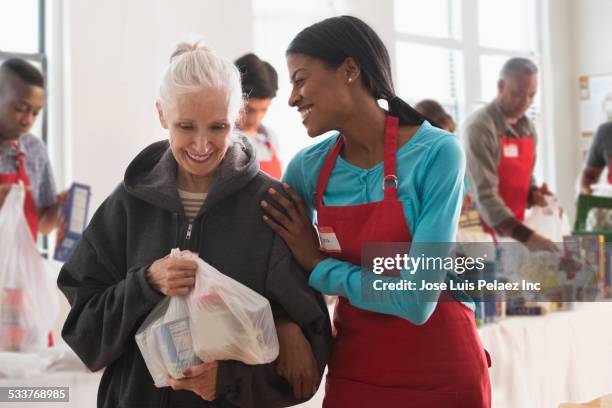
left=54, top=183, right=91, bottom=262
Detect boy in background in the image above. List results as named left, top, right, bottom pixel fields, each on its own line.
left=0, top=58, right=65, bottom=238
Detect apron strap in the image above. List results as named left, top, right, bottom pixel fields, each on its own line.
left=383, top=115, right=399, bottom=200
left=315, top=114, right=401, bottom=209
left=11, top=141, right=32, bottom=185
left=315, top=135, right=344, bottom=210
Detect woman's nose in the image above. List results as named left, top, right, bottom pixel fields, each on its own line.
left=288, top=87, right=300, bottom=107
left=192, top=135, right=211, bottom=152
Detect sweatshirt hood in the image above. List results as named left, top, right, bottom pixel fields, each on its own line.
left=124, top=133, right=260, bottom=216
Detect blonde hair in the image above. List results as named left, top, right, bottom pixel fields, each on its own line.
left=158, top=40, right=243, bottom=126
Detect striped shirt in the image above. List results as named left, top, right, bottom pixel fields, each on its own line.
left=177, top=189, right=207, bottom=221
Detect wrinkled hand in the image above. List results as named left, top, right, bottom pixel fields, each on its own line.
left=146, top=255, right=197, bottom=296
left=275, top=319, right=319, bottom=399
left=532, top=182, right=553, bottom=207
left=167, top=361, right=218, bottom=401
left=261, top=183, right=325, bottom=272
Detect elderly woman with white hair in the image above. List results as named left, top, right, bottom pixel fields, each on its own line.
left=58, top=41, right=331, bottom=408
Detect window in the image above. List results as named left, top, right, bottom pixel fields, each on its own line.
left=0, top=0, right=48, bottom=250
left=252, top=0, right=545, bottom=180
left=252, top=0, right=339, bottom=166
left=394, top=0, right=461, bottom=40
left=395, top=42, right=464, bottom=120
left=478, top=0, right=537, bottom=51
left=393, top=0, right=544, bottom=180
left=0, top=0, right=41, bottom=53
left=393, top=0, right=465, bottom=125
left=0, top=0, right=45, bottom=141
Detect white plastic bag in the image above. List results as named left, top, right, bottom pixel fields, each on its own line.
left=523, top=195, right=570, bottom=242
left=136, top=249, right=279, bottom=387
left=135, top=295, right=202, bottom=386
left=0, top=184, right=59, bottom=352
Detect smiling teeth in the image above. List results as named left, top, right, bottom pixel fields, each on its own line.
left=187, top=150, right=213, bottom=162
left=300, top=107, right=313, bottom=120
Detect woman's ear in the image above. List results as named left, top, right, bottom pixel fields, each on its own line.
left=343, top=57, right=361, bottom=84
left=155, top=100, right=168, bottom=129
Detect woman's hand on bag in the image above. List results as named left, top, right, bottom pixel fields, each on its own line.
left=166, top=361, right=218, bottom=401
left=261, top=183, right=326, bottom=272
left=275, top=319, right=319, bottom=399
left=146, top=255, right=197, bottom=296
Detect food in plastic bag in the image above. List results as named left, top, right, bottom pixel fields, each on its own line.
left=0, top=184, right=59, bottom=352
left=523, top=194, right=569, bottom=242
left=136, top=249, right=279, bottom=387
left=135, top=296, right=202, bottom=386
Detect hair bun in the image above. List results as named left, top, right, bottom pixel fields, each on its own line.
left=170, top=40, right=212, bottom=61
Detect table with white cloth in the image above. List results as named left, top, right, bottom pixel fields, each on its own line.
left=480, top=302, right=612, bottom=408
left=3, top=302, right=612, bottom=408
left=301, top=303, right=612, bottom=408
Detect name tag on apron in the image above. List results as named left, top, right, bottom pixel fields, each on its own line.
left=503, top=144, right=519, bottom=158
left=317, top=226, right=342, bottom=253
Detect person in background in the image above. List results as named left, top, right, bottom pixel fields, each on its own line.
left=235, top=53, right=283, bottom=179
left=463, top=57, right=555, bottom=247
left=58, top=41, right=330, bottom=408
left=415, top=99, right=456, bottom=132
left=580, top=121, right=612, bottom=194
left=261, top=16, right=491, bottom=407
left=0, top=58, right=66, bottom=239
left=415, top=99, right=473, bottom=211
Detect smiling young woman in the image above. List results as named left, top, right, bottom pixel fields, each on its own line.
left=261, top=16, right=492, bottom=408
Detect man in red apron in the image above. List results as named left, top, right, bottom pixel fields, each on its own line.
left=235, top=53, right=283, bottom=179
left=464, top=57, right=555, bottom=246
left=579, top=121, right=612, bottom=194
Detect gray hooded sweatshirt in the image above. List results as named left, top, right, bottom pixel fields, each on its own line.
left=58, top=135, right=331, bottom=408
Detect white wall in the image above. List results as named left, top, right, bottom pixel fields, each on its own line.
left=540, top=0, right=579, bottom=222
left=556, top=0, right=612, bottom=222
left=574, top=0, right=612, bottom=75
left=523, top=0, right=612, bottom=224
left=64, top=0, right=253, bottom=212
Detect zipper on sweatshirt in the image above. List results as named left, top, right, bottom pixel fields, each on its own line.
left=185, top=223, right=193, bottom=247
left=180, top=216, right=204, bottom=251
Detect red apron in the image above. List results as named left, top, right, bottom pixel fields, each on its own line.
left=607, top=156, right=612, bottom=184
left=259, top=135, right=282, bottom=179
left=481, top=134, right=535, bottom=236
left=0, top=141, right=39, bottom=239
left=316, top=115, right=491, bottom=408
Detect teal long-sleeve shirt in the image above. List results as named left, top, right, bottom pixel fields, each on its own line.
left=282, top=121, right=472, bottom=325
